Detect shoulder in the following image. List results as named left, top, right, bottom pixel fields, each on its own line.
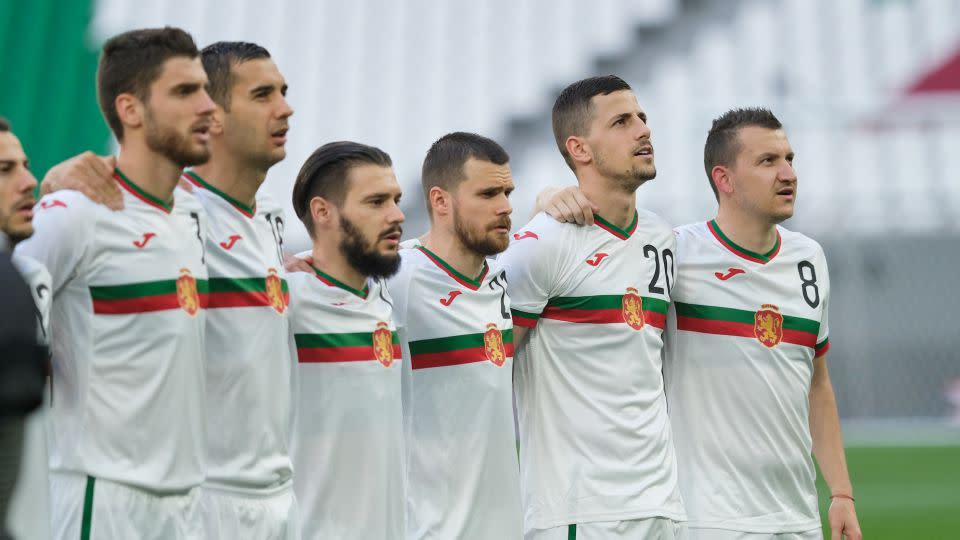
left=506, top=212, right=580, bottom=254
left=35, top=189, right=107, bottom=221
left=778, top=225, right=827, bottom=261
left=172, top=186, right=205, bottom=215
left=634, top=207, right=675, bottom=243
left=399, top=237, right=423, bottom=250
left=254, top=190, right=285, bottom=217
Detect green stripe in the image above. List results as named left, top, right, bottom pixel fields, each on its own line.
left=80, top=475, right=95, bottom=540
left=115, top=168, right=173, bottom=211
left=295, top=331, right=399, bottom=348
left=313, top=267, right=368, bottom=298
left=415, top=245, right=488, bottom=287
left=547, top=294, right=669, bottom=314
left=409, top=329, right=514, bottom=355
left=511, top=308, right=540, bottom=320
left=208, top=277, right=288, bottom=293
left=676, top=302, right=820, bottom=334
left=710, top=219, right=779, bottom=261
left=89, top=278, right=209, bottom=300
left=594, top=211, right=637, bottom=238
left=185, top=171, right=255, bottom=215
left=568, top=524, right=576, bottom=540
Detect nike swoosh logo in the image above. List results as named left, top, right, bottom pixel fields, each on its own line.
left=40, top=199, right=67, bottom=209
left=219, top=235, right=242, bottom=250
left=586, top=253, right=609, bottom=266
left=513, top=231, right=539, bottom=241
left=440, top=290, right=462, bottom=306
left=715, top=268, right=746, bottom=280
left=132, top=232, right=157, bottom=248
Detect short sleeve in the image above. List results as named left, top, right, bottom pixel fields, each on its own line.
left=497, top=219, right=560, bottom=329
left=14, top=192, right=96, bottom=294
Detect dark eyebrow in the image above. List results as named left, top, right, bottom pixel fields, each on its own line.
left=637, top=111, right=647, bottom=123
left=610, top=112, right=631, bottom=125
left=173, top=82, right=203, bottom=94
left=251, top=84, right=275, bottom=97
left=0, top=160, right=14, bottom=167
left=280, top=84, right=288, bottom=96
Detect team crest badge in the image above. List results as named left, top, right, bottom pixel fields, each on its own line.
left=176, top=268, right=200, bottom=316
left=483, top=323, right=506, bottom=367
left=754, top=304, right=784, bottom=348
left=622, top=287, right=645, bottom=330
left=372, top=322, right=395, bottom=367
left=265, top=268, right=287, bottom=314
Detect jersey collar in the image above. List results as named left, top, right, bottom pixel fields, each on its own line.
left=594, top=211, right=638, bottom=240
left=707, top=219, right=781, bottom=264
left=114, top=168, right=173, bottom=213
left=183, top=170, right=256, bottom=218
left=415, top=245, right=488, bottom=291
left=312, top=266, right=369, bottom=299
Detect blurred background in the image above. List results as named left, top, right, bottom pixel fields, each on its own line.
left=2, top=0, right=959, bottom=537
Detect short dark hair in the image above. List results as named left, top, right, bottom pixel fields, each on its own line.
left=97, top=27, right=200, bottom=141
left=703, top=107, right=784, bottom=200
left=420, top=132, right=509, bottom=217
left=0, top=117, right=9, bottom=132
left=292, top=141, right=393, bottom=238
left=552, top=75, right=632, bottom=170
left=201, top=41, right=271, bottom=110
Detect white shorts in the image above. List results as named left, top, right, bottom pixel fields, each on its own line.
left=687, top=528, right=822, bottom=540
left=199, top=482, right=300, bottom=540
left=49, top=471, right=202, bottom=540
left=526, top=518, right=688, bottom=539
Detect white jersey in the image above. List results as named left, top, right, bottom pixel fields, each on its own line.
left=15, top=170, right=208, bottom=492
left=499, top=211, right=685, bottom=530
left=184, top=171, right=293, bottom=490
left=12, top=252, right=52, bottom=344
left=288, top=268, right=404, bottom=540
left=664, top=221, right=830, bottom=533
left=389, top=246, right=522, bottom=540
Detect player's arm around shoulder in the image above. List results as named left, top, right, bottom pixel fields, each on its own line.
left=15, top=190, right=103, bottom=292
left=499, top=214, right=573, bottom=344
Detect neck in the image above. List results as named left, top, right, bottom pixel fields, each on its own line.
left=714, top=205, right=779, bottom=255
left=190, top=153, right=265, bottom=209
left=116, top=142, right=183, bottom=204
left=422, top=222, right=486, bottom=280
left=311, top=241, right=368, bottom=293
left=578, top=173, right=637, bottom=230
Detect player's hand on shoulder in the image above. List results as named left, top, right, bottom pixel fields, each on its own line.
left=283, top=252, right=313, bottom=274
left=828, top=497, right=862, bottom=540
left=538, top=185, right=597, bottom=226
left=41, top=152, right=122, bottom=210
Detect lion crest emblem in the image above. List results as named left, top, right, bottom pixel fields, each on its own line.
left=176, top=268, right=200, bottom=316
left=754, top=304, right=784, bottom=348
left=265, top=268, right=287, bottom=314
left=622, top=287, right=645, bottom=330
left=373, top=322, right=395, bottom=367
left=483, top=323, right=506, bottom=367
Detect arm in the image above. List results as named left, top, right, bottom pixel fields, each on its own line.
left=810, top=355, right=862, bottom=540
left=532, top=185, right=598, bottom=225
left=40, top=152, right=123, bottom=210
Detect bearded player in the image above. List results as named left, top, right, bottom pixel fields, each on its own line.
left=287, top=142, right=406, bottom=539
left=15, top=27, right=213, bottom=539
left=390, top=132, right=522, bottom=539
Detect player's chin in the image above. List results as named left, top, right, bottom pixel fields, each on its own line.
left=6, top=221, right=34, bottom=243
left=487, top=232, right=510, bottom=252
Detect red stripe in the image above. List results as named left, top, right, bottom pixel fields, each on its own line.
left=513, top=316, right=538, bottom=328
left=678, top=317, right=818, bottom=348
left=207, top=291, right=289, bottom=309
left=595, top=220, right=627, bottom=240
left=298, top=344, right=401, bottom=363
left=411, top=343, right=514, bottom=370
left=114, top=173, right=171, bottom=214
left=540, top=308, right=666, bottom=329
left=815, top=340, right=830, bottom=357
left=92, top=293, right=209, bottom=314
left=417, top=248, right=486, bottom=291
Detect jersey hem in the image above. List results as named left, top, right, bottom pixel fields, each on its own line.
left=686, top=518, right=822, bottom=534
left=529, top=507, right=687, bottom=530
left=201, top=477, right=294, bottom=497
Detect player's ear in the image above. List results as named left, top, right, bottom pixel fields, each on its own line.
left=428, top=186, right=451, bottom=218
left=115, top=93, right=143, bottom=132
left=208, top=105, right=226, bottom=136
left=712, top=165, right=734, bottom=197
left=309, top=196, right=336, bottom=227
left=566, top=136, right=593, bottom=168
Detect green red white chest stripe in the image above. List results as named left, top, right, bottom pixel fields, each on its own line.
left=675, top=301, right=828, bottom=354
left=90, top=278, right=209, bottom=314
left=409, top=329, right=514, bottom=370
left=296, top=331, right=400, bottom=363
left=512, top=295, right=668, bottom=329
